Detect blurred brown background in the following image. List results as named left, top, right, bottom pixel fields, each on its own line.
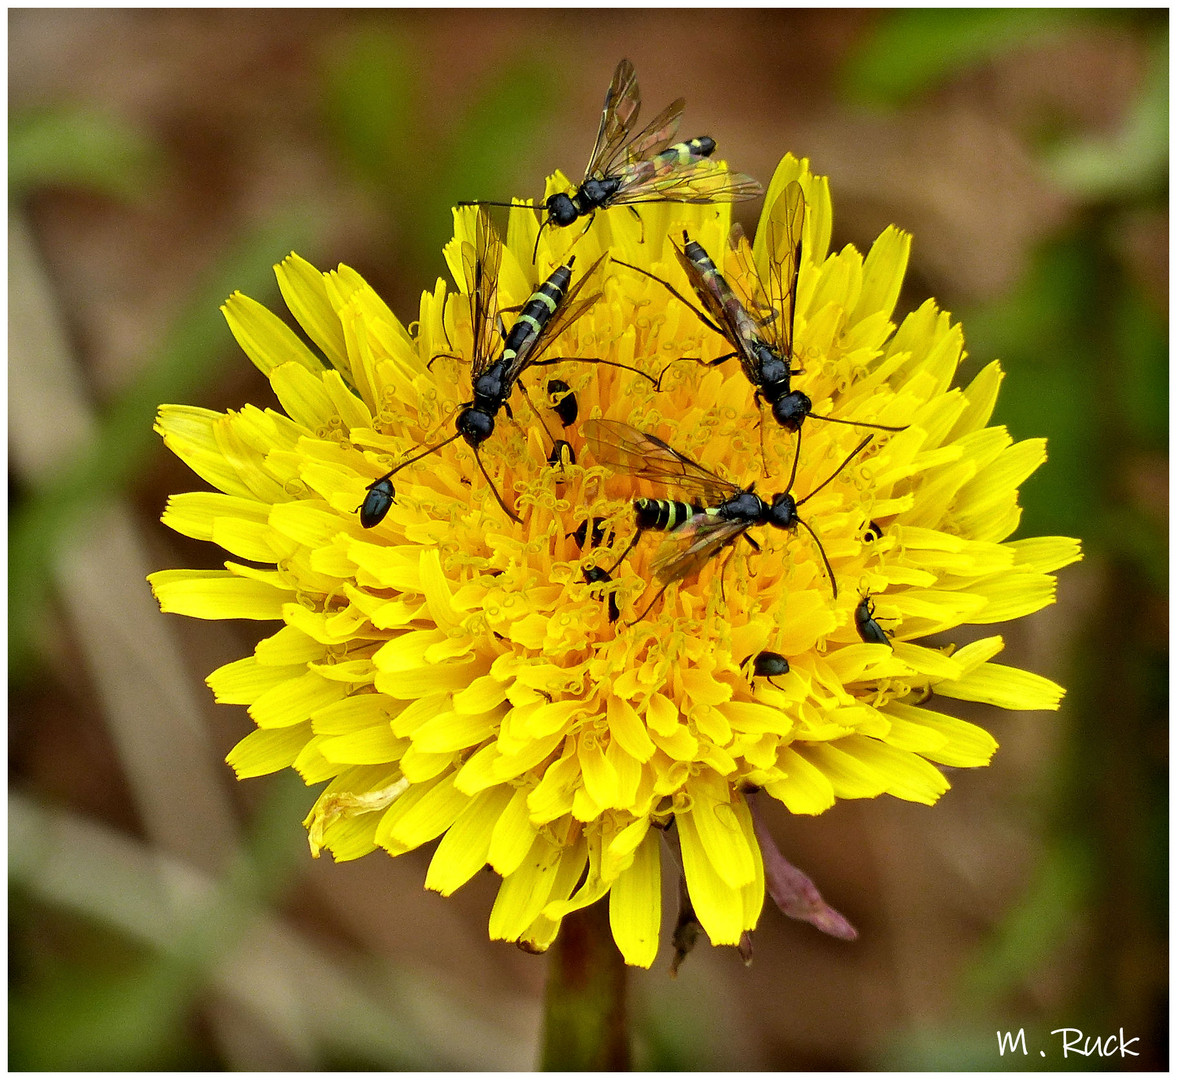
left=9, top=9, right=1167, bottom=1070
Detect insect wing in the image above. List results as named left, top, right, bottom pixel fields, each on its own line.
left=723, top=223, right=777, bottom=325
left=582, top=419, right=738, bottom=504
left=610, top=162, right=762, bottom=207
left=467, top=209, right=504, bottom=378
left=584, top=59, right=642, bottom=181
left=762, top=181, right=805, bottom=360
left=617, top=97, right=685, bottom=170
left=650, top=514, right=749, bottom=584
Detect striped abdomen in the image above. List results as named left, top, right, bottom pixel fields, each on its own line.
left=680, top=237, right=763, bottom=347
left=500, top=261, right=573, bottom=367
left=635, top=497, right=713, bottom=532
left=619, top=137, right=716, bottom=188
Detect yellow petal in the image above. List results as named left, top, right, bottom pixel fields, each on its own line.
left=275, top=252, right=347, bottom=367
left=609, top=827, right=662, bottom=968
left=425, top=784, right=514, bottom=895
left=149, top=568, right=289, bottom=621
left=677, top=807, right=745, bottom=946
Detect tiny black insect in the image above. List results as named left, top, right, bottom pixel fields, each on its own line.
left=459, top=59, right=760, bottom=259
left=745, top=650, right=791, bottom=689
left=583, top=565, right=621, bottom=624
left=571, top=516, right=610, bottom=551
left=584, top=419, right=873, bottom=623
left=863, top=519, right=884, bottom=543
left=547, top=379, right=578, bottom=427
left=855, top=592, right=894, bottom=648
left=358, top=476, right=396, bottom=530
left=571, top=515, right=621, bottom=623
left=548, top=439, right=576, bottom=468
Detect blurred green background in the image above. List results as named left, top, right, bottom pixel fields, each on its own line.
left=9, top=9, right=1167, bottom=1070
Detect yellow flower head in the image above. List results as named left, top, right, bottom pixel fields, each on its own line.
left=150, top=154, right=1080, bottom=968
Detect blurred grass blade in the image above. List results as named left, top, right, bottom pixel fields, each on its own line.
left=321, top=30, right=417, bottom=194
left=9, top=212, right=317, bottom=680
left=318, top=32, right=558, bottom=272
left=9, top=106, right=164, bottom=201
left=1041, top=31, right=1169, bottom=198
left=841, top=9, right=1088, bottom=107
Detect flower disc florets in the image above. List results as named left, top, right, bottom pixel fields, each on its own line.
left=150, top=154, right=1080, bottom=967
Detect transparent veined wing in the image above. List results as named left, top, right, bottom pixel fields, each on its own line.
left=724, top=223, right=779, bottom=327
left=582, top=419, right=738, bottom=504
left=583, top=59, right=643, bottom=182
left=649, top=514, right=750, bottom=584
left=761, top=181, right=805, bottom=362
left=615, top=97, right=685, bottom=171
left=673, top=232, right=772, bottom=389
left=466, top=208, right=504, bottom=378
left=608, top=161, right=762, bottom=207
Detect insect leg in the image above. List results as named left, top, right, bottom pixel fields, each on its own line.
left=656, top=351, right=738, bottom=392
left=613, top=258, right=725, bottom=336
left=625, top=577, right=675, bottom=627
left=515, top=380, right=560, bottom=450
left=426, top=350, right=464, bottom=372
left=717, top=544, right=738, bottom=607
left=528, top=354, right=657, bottom=388
left=606, top=529, right=642, bottom=576
left=627, top=205, right=646, bottom=244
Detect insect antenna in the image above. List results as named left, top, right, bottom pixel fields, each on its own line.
left=795, top=516, right=838, bottom=598
left=456, top=199, right=545, bottom=211
left=787, top=434, right=874, bottom=597
left=783, top=422, right=804, bottom=494
left=472, top=446, right=522, bottom=524
left=795, top=435, right=874, bottom=507
left=806, top=412, right=908, bottom=433
left=531, top=218, right=549, bottom=264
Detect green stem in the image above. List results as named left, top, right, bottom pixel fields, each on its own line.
left=539, top=899, right=630, bottom=1070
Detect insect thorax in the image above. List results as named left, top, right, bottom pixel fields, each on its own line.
left=755, top=346, right=793, bottom=390
left=717, top=490, right=765, bottom=522
left=576, top=176, right=622, bottom=214
left=472, top=363, right=509, bottom=402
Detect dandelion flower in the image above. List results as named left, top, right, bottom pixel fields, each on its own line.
left=150, top=154, right=1081, bottom=969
